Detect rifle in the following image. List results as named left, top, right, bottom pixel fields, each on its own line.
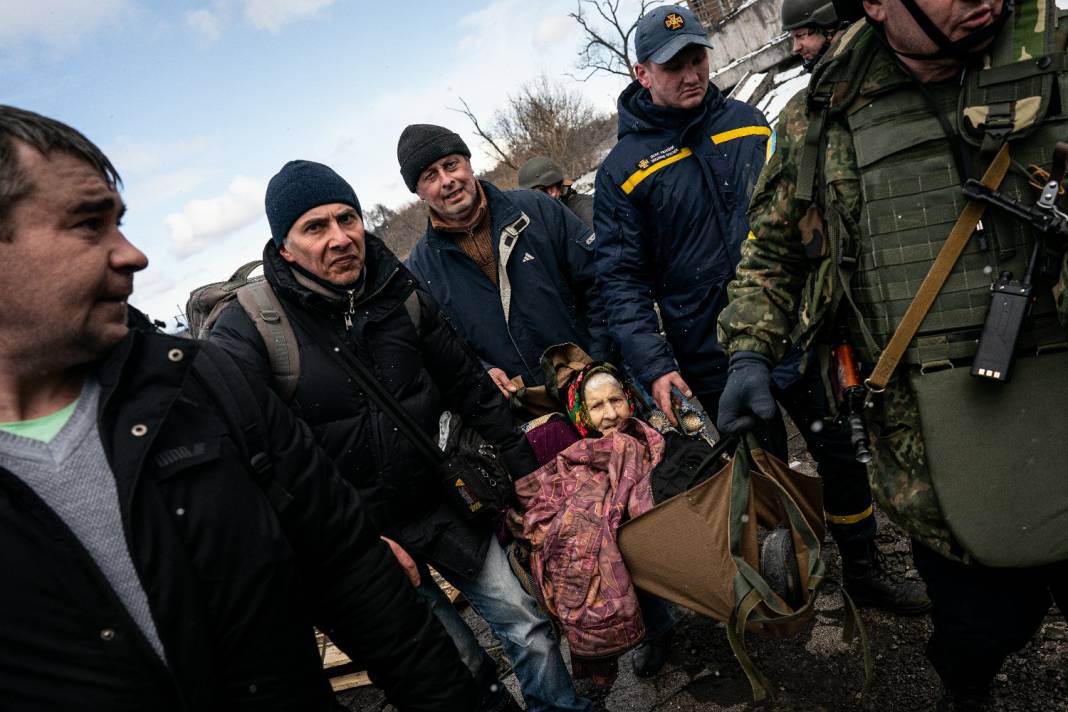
left=831, top=337, right=873, bottom=465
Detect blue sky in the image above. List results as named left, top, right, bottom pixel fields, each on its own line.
left=2, top=0, right=635, bottom=328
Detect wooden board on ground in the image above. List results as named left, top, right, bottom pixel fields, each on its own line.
left=319, top=566, right=462, bottom=692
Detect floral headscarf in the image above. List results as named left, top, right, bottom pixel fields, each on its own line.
left=565, top=362, right=636, bottom=437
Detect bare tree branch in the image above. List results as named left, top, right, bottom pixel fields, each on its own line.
left=449, top=97, right=517, bottom=170
left=569, top=0, right=662, bottom=82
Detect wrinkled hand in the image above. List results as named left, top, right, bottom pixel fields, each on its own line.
left=651, top=371, right=692, bottom=426
left=716, top=352, right=777, bottom=435
left=505, top=508, right=526, bottom=540
left=487, top=367, right=517, bottom=398
left=381, top=536, right=421, bottom=587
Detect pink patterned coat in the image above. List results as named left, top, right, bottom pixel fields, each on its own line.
left=515, top=418, right=664, bottom=659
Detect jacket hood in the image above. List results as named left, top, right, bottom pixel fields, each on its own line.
left=261, top=233, right=403, bottom=312
left=616, top=79, right=725, bottom=140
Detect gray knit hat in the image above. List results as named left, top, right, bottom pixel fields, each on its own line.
left=397, top=124, right=471, bottom=192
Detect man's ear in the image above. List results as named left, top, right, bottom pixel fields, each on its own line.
left=862, top=0, right=886, bottom=23
left=634, top=62, right=653, bottom=90
left=278, top=243, right=296, bottom=263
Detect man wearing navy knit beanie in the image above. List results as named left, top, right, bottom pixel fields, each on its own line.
left=210, top=158, right=561, bottom=712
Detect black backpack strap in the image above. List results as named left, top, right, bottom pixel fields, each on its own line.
left=284, top=304, right=444, bottom=466
left=191, top=344, right=294, bottom=513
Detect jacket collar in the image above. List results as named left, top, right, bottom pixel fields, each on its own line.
left=616, top=79, right=725, bottom=139
left=423, top=180, right=523, bottom=252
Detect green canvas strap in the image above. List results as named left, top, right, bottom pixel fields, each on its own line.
left=865, top=143, right=1012, bottom=392
left=236, top=280, right=300, bottom=403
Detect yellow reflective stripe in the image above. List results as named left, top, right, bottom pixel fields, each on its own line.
left=825, top=505, right=874, bottom=525
left=710, top=125, right=773, bottom=144
left=620, top=148, right=693, bottom=195
left=747, top=230, right=758, bottom=241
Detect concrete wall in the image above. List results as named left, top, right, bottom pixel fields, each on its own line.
left=705, top=0, right=793, bottom=90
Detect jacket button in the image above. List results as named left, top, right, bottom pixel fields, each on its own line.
left=167, top=348, right=184, bottom=362
left=131, top=424, right=148, bottom=437
left=175, top=507, right=185, bottom=517
left=100, top=628, right=115, bottom=641
left=248, top=684, right=258, bottom=694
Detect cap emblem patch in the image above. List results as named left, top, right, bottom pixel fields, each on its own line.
left=664, top=12, right=685, bottom=30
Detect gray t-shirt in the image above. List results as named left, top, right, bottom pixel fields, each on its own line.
left=0, top=379, right=167, bottom=663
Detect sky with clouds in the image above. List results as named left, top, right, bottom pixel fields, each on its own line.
left=2, top=0, right=643, bottom=328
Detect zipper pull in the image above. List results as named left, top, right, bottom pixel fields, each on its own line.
left=344, top=289, right=356, bottom=329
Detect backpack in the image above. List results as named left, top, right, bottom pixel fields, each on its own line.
left=185, top=260, right=421, bottom=404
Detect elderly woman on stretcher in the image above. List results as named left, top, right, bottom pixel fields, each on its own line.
left=508, top=344, right=721, bottom=687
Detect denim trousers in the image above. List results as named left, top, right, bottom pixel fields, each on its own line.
left=418, top=536, right=591, bottom=712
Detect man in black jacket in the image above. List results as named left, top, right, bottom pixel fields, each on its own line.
left=0, top=105, right=476, bottom=711
left=210, top=159, right=591, bottom=712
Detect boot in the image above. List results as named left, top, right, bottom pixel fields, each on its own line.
left=631, top=628, right=673, bottom=678
left=831, top=520, right=932, bottom=615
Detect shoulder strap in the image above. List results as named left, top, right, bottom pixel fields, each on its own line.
left=191, top=344, right=294, bottom=513
left=283, top=303, right=445, bottom=466
left=235, top=280, right=300, bottom=403
left=865, top=144, right=1012, bottom=391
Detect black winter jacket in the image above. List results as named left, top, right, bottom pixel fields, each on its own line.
left=0, top=317, right=477, bottom=711
left=211, top=236, right=537, bottom=578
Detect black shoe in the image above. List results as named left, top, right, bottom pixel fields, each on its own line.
left=631, top=629, right=673, bottom=678
left=761, top=526, right=803, bottom=609
left=842, top=545, right=931, bottom=615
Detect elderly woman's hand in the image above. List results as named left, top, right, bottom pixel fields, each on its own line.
left=505, top=507, right=527, bottom=540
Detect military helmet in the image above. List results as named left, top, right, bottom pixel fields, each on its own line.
left=517, top=156, right=565, bottom=190
left=781, top=0, right=840, bottom=31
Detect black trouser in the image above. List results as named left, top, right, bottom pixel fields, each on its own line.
left=697, top=365, right=874, bottom=531
left=913, top=541, right=1068, bottom=697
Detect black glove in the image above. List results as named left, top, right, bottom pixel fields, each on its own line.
left=716, top=352, right=778, bottom=435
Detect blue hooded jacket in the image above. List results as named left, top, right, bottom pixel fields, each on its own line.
left=407, top=181, right=613, bottom=387
left=593, top=79, right=791, bottom=396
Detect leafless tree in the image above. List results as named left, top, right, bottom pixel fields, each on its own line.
left=570, top=0, right=662, bottom=82
left=451, top=97, right=517, bottom=170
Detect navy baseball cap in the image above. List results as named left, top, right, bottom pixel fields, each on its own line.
left=635, top=5, right=714, bottom=64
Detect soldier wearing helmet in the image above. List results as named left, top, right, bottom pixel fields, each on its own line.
left=780, top=0, right=846, bottom=71
left=517, top=156, right=595, bottom=230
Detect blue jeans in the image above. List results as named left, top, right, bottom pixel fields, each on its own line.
left=437, top=536, right=591, bottom=712
left=636, top=590, right=675, bottom=641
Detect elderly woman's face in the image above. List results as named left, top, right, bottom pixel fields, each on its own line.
left=584, top=375, right=632, bottom=435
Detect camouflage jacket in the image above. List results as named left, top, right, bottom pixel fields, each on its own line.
left=718, top=16, right=1068, bottom=560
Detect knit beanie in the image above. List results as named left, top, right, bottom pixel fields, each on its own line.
left=397, top=124, right=471, bottom=192
left=265, top=160, right=362, bottom=247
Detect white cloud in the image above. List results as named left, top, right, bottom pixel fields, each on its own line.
left=108, top=135, right=215, bottom=176
left=185, top=8, right=223, bottom=42
left=243, top=0, right=335, bottom=33
left=533, top=14, right=573, bottom=51
left=0, top=0, right=129, bottom=53
left=165, top=175, right=266, bottom=258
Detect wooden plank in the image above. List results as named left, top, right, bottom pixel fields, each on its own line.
left=330, top=671, right=372, bottom=692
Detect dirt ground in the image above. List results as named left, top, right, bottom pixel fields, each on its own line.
left=338, top=428, right=1068, bottom=712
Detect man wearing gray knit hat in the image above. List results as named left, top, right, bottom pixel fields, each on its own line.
left=400, top=124, right=614, bottom=406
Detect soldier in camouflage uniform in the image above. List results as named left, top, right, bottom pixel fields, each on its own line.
left=718, top=0, right=1068, bottom=708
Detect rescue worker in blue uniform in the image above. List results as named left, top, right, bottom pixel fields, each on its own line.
left=594, top=4, right=929, bottom=614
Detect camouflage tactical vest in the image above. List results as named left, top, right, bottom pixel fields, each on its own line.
left=804, top=4, right=1068, bottom=367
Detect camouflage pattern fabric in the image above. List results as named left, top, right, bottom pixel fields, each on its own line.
left=515, top=418, right=662, bottom=658
left=717, top=23, right=1068, bottom=561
